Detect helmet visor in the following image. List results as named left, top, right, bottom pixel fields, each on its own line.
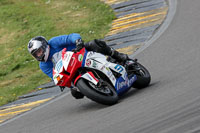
left=32, top=47, right=45, bottom=61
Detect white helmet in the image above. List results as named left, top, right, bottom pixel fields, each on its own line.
left=28, top=36, right=50, bottom=62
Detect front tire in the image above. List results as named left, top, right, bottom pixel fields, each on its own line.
left=76, top=79, right=118, bottom=105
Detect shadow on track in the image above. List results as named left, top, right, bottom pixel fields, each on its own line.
left=63, top=81, right=160, bottom=115
left=119, top=81, right=160, bottom=101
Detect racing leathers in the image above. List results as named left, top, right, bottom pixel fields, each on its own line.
left=40, top=33, right=128, bottom=80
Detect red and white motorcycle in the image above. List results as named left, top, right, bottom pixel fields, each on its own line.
left=52, top=48, right=151, bottom=105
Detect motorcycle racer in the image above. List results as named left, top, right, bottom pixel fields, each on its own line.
left=27, top=33, right=129, bottom=99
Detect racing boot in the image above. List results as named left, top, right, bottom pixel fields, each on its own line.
left=110, top=48, right=129, bottom=64
left=70, top=87, right=84, bottom=99
left=85, top=39, right=129, bottom=64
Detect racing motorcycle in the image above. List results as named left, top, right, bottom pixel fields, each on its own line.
left=52, top=47, right=151, bottom=105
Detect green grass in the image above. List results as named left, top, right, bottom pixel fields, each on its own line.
left=0, top=0, right=115, bottom=106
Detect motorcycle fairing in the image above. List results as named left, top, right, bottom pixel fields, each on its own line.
left=83, top=51, right=116, bottom=85
left=61, top=48, right=74, bottom=71
left=53, top=48, right=85, bottom=87
left=115, top=74, right=137, bottom=94
left=83, top=51, right=137, bottom=94
left=53, top=48, right=137, bottom=94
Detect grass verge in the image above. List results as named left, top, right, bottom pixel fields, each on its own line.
left=0, top=0, right=115, bottom=106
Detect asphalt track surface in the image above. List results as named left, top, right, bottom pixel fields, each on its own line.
left=1, top=0, right=200, bottom=132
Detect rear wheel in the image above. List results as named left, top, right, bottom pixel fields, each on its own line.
left=131, top=62, right=151, bottom=89
left=76, top=79, right=118, bottom=105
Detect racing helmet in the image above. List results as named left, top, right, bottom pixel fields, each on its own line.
left=28, top=36, right=50, bottom=62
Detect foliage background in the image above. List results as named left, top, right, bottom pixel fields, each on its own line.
left=0, top=0, right=115, bottom=106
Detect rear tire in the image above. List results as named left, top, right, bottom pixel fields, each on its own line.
left=132, top=63, right=151, bottom=89
left=76, top=79, right=118, bottom=105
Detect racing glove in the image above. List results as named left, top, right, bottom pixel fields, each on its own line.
left=75, top=39, right=84, bottom=51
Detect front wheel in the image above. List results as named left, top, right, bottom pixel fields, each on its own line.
left=76, top=79, right=118, bottom=105
left=132, top=62, right=151, bottom=89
